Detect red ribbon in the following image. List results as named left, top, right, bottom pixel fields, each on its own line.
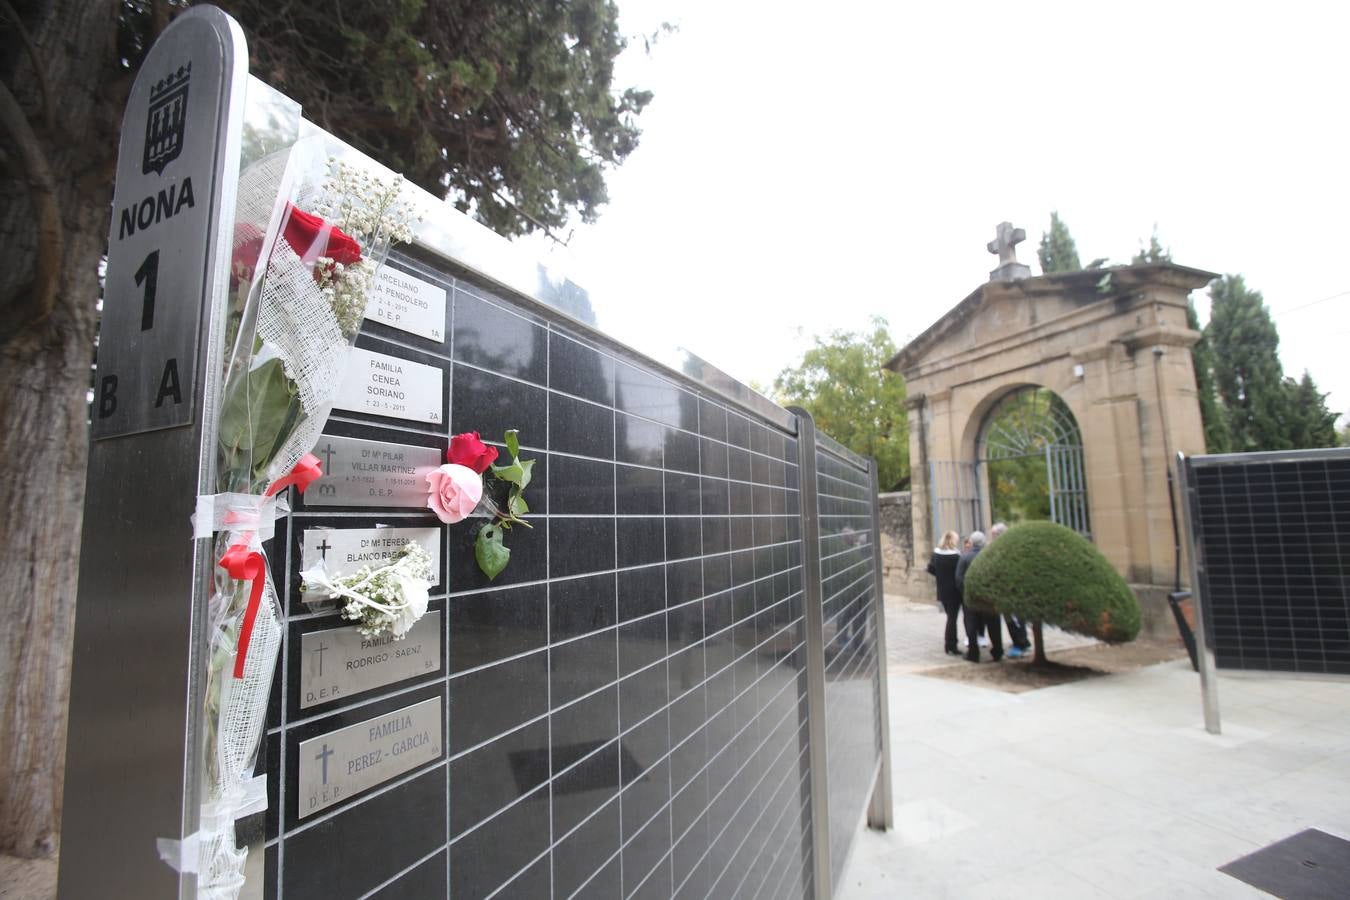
left=220, top=455, right=325, bottom=678
left=264, top=452, right=323, bottom=497
left=220, top=543, right=267, bottom=679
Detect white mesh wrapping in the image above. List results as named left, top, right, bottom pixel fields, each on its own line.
left=254, top=244, right=345, bottom=481
left=216, top=580, right=282, bottom=780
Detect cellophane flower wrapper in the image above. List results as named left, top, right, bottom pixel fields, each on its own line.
left=197, top=138, right=413, bottom=898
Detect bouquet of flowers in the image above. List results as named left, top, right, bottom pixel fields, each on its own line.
left=193, top=140, right=415, bottom=899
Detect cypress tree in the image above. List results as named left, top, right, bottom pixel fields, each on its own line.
left=1206, top=275, right=1287, bottom=451
left=1281, top=372, right=1338, bottom=449
left=1186, top=300, right=1229, bottom=453
left=1038, top=212, right=1082, bottom=274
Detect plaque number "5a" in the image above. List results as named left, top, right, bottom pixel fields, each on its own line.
left=135, top=249, right=159, bottom=331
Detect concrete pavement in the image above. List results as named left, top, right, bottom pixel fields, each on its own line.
left=839, top=605, right=1350, bottom=899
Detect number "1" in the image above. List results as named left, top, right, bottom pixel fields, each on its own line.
left=135, top=250, right=159, bottom=331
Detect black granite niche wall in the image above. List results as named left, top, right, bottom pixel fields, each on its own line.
left=258, top=248, right=817, bottom=900
left=813, top=436, right=884, bottom=884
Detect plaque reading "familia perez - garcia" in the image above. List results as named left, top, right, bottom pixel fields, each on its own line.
left=306, top=435, right=440, bottom=507
left=297, top=696, right=442, bottom=818
left=299, top=611, right=442, bottom=709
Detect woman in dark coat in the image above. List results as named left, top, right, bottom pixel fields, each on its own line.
left=927, top=529, right=963, bottom=655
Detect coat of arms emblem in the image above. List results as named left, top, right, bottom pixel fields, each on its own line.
left=143, top=62, right=191, bottom=176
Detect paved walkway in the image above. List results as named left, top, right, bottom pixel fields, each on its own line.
left=884, top=594, right=1097, bottom=674
left=840, top=602, right=1350, bottom=899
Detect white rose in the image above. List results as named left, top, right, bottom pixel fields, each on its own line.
left=390, top=570, right=430, bottom=637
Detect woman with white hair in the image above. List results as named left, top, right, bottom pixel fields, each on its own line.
left=926, top=530, right=963, bottom=655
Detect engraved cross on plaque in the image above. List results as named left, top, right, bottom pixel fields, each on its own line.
left=315, top=743, right=334, bottom=784
left=318, top=442, right=336, bottom=471
left=313, top=641, right=329, bottom=677
left=317, top=538, right=332, bottom=560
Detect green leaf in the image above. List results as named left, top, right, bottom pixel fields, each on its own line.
left=218, top=357, right=297, bottom=461
left=490, top=460, right=525, bottom=486
left=490, top=457, right=533, bottom=490
left=475, top=525, right=511, bottom=580
left=509, top=493, right=529, bottom=517
left=505, top=429, right=520, bottom=458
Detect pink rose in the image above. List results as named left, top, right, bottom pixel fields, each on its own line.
left=426, top=463, right=483, bottom=524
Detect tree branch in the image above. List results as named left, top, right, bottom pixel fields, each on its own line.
left=0, top=80, right=63, bottom=337
left=0, top=0, right=55, bottom=133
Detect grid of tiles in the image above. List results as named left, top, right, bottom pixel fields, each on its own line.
left=1191, top=455, right=1350, bottom=675
left=259, top=249, right=817, bottom=899
left=814, top=436, right=884, bottom=883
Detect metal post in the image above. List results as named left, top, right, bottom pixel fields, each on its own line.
left=866, top=462, right=894, bottom=831
left=790, top=408, right=832, bottom=900
left=59, top=9, right=247, bottom=898
left=1176, top=452, right=1221, bottom=734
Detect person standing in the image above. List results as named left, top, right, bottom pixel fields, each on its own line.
left=955, top=531, right=1002, bottom=662
left=989, top=522, right=1032, bottom=657
left=926, top=530, right=963, bottom=656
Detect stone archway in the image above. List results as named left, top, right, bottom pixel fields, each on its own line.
left=885, top=244, right=1216, bottom=634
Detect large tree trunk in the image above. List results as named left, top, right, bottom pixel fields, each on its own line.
left=0, top=0, right=123, bottom=858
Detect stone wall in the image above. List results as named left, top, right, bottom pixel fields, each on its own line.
left=878, top=491, right=914, bottom=596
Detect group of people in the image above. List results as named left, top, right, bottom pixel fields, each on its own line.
left=926, top=522, right=1033, bottom=662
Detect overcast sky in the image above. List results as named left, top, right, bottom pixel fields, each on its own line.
left=525, top=0, right=1350, bottom=419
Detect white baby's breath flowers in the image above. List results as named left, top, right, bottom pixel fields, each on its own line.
left=310, top=158, right=419, bottom=338
left=301, top=541, right=434, bottom=639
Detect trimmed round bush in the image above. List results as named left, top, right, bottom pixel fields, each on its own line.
left=964, top=521, right=1140, bottom=643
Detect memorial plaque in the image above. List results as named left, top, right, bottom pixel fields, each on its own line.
left=298, top=696, right=442, bottom=818
left=368, top=266, right=447, bottom=342
left=334, top=347, right=443, bottom=424
left=299, top=612, right=441, bottom=709
left=306, top=435, right=440, bottom=507
left=301, top=526, right=441, bottom=580
left=91, top=13, right=241, bottom=438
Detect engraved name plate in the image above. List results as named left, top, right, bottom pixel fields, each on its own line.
left=298, top=696, right=442, bottom=818
left=299, top=612, right=441, bottom=709
left=301, top=527, right=441, bottom=579
left=307, top=435, right=440, bottom=507
left=335, top=347, right=443, bottom=424
left=369, top=267, right=447, bottom=342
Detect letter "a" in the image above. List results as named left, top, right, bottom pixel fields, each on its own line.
left=155, top=358, right=182, bottom=407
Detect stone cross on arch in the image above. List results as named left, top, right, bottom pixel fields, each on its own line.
left=986, top=221, right=1032, bottom=282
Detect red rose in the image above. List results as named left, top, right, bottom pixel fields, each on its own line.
left=447, top=432, right=498, bottom=474
left=282, top=204, right=363, bottom=266
left=230, top=222, right=265, bottom=290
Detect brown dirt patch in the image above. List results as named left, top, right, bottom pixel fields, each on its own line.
left=917, top=639, right=1188, bottom=693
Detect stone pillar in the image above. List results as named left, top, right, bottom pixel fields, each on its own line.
left=906, top=393, right=935, bottom=603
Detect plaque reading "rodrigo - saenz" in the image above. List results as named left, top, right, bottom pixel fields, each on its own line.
left=299, top=611, right=442, bottom=709
left=306, top=435, right=440, bottom=507
left=297, top=696, right=442, bottom=818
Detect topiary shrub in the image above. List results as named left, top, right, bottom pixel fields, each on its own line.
left=964, top=521, right=1141, bottom=650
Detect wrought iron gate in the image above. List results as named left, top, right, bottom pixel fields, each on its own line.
left=927, top=388, right=1090, bottom=540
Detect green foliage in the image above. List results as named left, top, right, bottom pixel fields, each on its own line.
left=1185, top=300, right=1230, bottom=453
left=1131, top=226, right=1171, bottom=264
left=772, top=317, right=909, bottom=489
left=1037, top=211, right=1082, bottom=274
left=474, top=524, right=510, bottom=580
left=1280, top=372, right=1339, bottom=449
left=1206, top=275, right=1288, bottom=452
left=204, top=0, right=653, bottom=238
left=988, top=456, right=1050, bottom=523
left=964, top=522, right=1140, bottom=644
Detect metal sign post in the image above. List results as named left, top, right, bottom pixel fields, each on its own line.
left=59, top=7, right=246, bottom=898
